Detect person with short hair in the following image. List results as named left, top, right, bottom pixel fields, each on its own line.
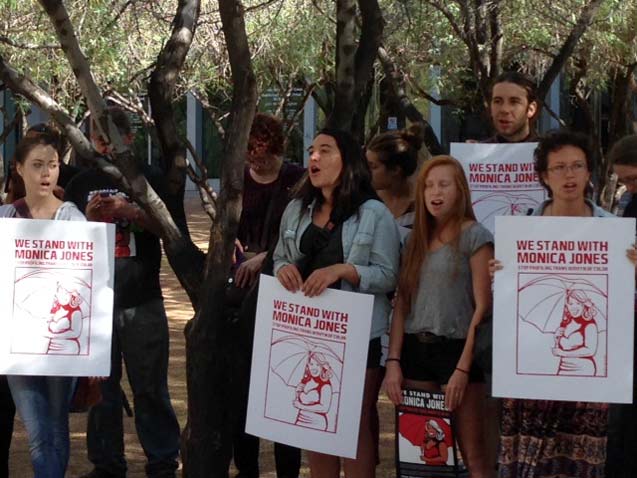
left=486, top=71, right=538, bottom=143
left=492, top=130, right=636, bottom=477
left=230, top=113, right=304, bottom=478
left=65, top=106, right=181, bottom=478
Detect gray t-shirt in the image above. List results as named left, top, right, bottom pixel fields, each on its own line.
left=403, top=222, right=493, bottom=339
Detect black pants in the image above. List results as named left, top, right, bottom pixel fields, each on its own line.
left=0, top=376, right=15, bottom=478
left=233, top=432, right=301, bottom=478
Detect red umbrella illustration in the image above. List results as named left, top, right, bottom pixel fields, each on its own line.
left=518, top=274, right=607, bottom=333
left=399, top=413, right=453, bottom=447
left=14, top=269, right=91, bottom=319
left=270, top=335, right=343, bottom=393
left=473, top=192, right=540, bottom=222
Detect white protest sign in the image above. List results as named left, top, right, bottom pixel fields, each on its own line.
left=246, top=274, right=374, bottom=459
left=493, top=216, right=635, bottom=403
left=450, top=142, right=545, bottom=233
left=0, top=218, right=115, bottom=376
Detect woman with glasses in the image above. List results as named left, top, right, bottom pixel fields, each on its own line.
left=492, top=130, right=633, bottom=478
left=0, top=131, right=85, bottom=478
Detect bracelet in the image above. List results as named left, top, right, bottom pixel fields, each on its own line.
left=385, top=358, right=401, bottom=364
left=455, top=367, right=469, bottom=374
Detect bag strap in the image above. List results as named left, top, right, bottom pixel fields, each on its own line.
left=12, top=199, right=32, bottom=219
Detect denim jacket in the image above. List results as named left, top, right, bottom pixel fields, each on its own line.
left=273, top=198, right=401, bottom=339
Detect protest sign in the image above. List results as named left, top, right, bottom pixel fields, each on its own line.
left=246, top=274, right=374, bottom=458
left=450, top=142, right=545, bottom=233
left=0, top=218, right=115, bottom=376
left=396, top=389, right=467, bottom=478
left=493, top=216, right=635, bottom=403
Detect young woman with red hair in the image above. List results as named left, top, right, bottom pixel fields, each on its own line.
left=383, top=155, right=493, bottom=477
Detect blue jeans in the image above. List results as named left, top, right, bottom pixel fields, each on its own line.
left=7, top=375, right=75, bottom=478
left=87, top=298, right=180, bottom=477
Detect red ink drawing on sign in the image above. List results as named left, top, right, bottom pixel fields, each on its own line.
left=267, top=333, right=344, bottom=433
left=473, top=191, right=540, bottom=218
left=12, top=268, right=93, bottom=356
left=399, top=414, right=453, bottom=465
left=517, top=273, right=607, bottom=377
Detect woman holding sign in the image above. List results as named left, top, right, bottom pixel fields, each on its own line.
left=0, top=131, right=85, bottom=478
left=491, top=130, right=637, bottom=478
left=273, top=129, right=401, bottom=477
left=382, top=155, right=493, bottom=478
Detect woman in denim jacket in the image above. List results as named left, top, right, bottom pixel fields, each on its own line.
left=273, top=129, right=401, bottom=477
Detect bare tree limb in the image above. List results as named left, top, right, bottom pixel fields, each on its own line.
left=406, top=75, right=459, bottom=107
left=38, top=0, right=128, bottom=154
left=37, top=0, right=202, bottom=304
left=181, top=0, right=258, bottom=475
left=536, top=0, right=605, bottom=102
left=377, top=46, right=443, bottom=155
left=191, top=89, right=228, bottom=139
left=101, top=0, right=136, bottom=35
left=543, top=102, right=567, bottom=128
left=488, top=0, right=503, bottom=79
left=0, top=35, right=60, bottom=50
left=244, top=0, right=283, bottom=13
left=0, top=108, right=21, bottom=147
left=148, top=0, right=201, bottom=194
left=184, top=139, right=217, bottom=221
left=326, top=0, right=357, bottom=130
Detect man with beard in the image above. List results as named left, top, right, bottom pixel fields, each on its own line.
left=486, top=71, right=538, bottom=143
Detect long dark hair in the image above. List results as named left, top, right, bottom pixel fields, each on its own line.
left=293, top=129, right=377, bottom=224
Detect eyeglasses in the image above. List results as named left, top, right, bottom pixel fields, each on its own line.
left=547, top=162, right=587, bottom=176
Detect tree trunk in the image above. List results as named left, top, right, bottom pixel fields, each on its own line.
left=148, top=0, right=200, bottom=194
left=377, top=47, right=444, bottom=155
left=536, top=0, right=605, bottom=106
left=326, top=0, right=357, bottom=130
left=147, top=0, right=204, bottom=305
left=608, top=65, right=637, bottom=146
left=37, top=0, right=203, bottom=304
left=181, top=0, right=258, bottom=475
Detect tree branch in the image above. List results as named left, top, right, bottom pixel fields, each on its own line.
left=536, top=0, right=605, bottom=101
left=326, top=0, right=357, bottom=130
left=377, top=46, right=443, bottom=155
left=37, top=0, right=128, bottom=155
left=148, top=0, right=201, bottom=192
left=406, top=75, right=459, bottom=107
left=184, top=139, right=217, bottom=222
left=0, top=35, right=61, bottom=50
left=37, top=0, right=202, bottom=304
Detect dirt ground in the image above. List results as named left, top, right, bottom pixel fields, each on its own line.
left=9, top=197, right=396, bottom=477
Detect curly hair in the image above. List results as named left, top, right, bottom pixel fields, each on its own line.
left=534, top=130, right=593, bottom=197
left=249, top=113, right=285, bottom=157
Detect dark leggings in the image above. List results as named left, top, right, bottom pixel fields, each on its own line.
left=0, top=376, right=15, bottom=478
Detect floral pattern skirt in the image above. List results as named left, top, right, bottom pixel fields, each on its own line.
left=498, top=398, right=608, bottom=478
